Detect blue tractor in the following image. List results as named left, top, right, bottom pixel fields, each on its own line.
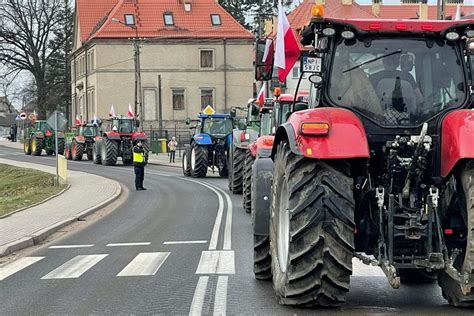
left=183, top=113, right=234, bottom=178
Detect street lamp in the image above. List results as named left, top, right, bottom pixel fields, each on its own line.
left=112, top=17, right=143, bottom=130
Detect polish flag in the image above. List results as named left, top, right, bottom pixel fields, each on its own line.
left=128, top=104, right=134, bottom=118
left=92, top=114, right=98, bottom=126
left=75, top=115, right=81, bottom=126
left=454, top=4, right=461, bottom=20
left=109, top=105, right=116, bottom=117
left=262, top=38, right=273, bottom=63
left=274, top=0, right=300, bottom=82
left=257, top=82, right=266, bottom=106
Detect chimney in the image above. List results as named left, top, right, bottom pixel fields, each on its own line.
left=419, top=0, right=428, bottom=20
left=342, top=0, right=352, bottom=5
left=372, top=0, right=381, bottom=17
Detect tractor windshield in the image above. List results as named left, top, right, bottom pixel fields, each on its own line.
left=260, top=111, right=273, bottom=136
left=118, top=119, right=134, bottom=133
left=202, top=118, right=233, bottom=136
left=328, top=38, right=466, bottom=126
left=81, top=126, right=97, bottom=137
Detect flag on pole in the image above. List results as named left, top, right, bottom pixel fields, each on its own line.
left=109, top=105, right=116, bottom=117
left=75, top=115, right=81, bottom=126
left=454, top=4, right=461, bottom=20
left=128, top=104, right=134, bottom=118
left=262, top=38, right=273, bottom=63
left=274, top=0, right=300, bottom=82
left=257, top=82, right=266, bottom=106
left=92, top=114, right=98, bottom=126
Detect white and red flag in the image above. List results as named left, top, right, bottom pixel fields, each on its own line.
left=109, top=105, right=116, bottom=117
left=274, top=0, right=300, bottom=82
left=257, top=81, right=266, bottom=106
left=92, top=114, right=98, bottom=126
left=128, top=103, right=134, bottom=117
left=75, top=115, right=81, bottom=126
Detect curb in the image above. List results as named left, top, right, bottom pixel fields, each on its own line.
left=0, top=184, right=71, bottom=219
left=0, top=181, right=122, bottom=257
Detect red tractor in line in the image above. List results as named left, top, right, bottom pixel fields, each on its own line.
left=252, top=8, right=474, bottom=308
left=92, top=117, right=148, bottom=166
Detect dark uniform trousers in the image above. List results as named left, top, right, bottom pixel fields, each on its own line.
left=134, top=166, right=144, bottom=190
left=133, top=145, right=146, bottom=190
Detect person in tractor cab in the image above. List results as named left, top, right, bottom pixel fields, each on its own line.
left=133, top=140, right=147, bottom=191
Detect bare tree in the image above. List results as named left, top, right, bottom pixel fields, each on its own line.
left=0, top=0, right=69, bottom=119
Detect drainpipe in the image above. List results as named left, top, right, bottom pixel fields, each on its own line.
left=84, top=43, right=89, bottom=122
left=223, top=38, right=227, bottom=112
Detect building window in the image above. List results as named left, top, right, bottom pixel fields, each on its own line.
left=124, top=14, right=135, bottom=26
left=201, top=89, right=214, bottom=109
left=200, top=50, right=214, bottom=69
left=164, top=12, right=174, bottom=26
left=172, top=89, right=185, bottom=110
left=211, top=14, right=221, bottom=26
left=90, top=50, right=95, bottom=70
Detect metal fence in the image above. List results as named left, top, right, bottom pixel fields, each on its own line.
left=145, top=127, right=192, bottom=158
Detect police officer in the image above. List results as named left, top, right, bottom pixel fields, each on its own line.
left=133, top=140, right=147, bottom=191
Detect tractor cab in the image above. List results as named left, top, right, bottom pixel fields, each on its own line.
left=34, top=121, right=51, bottom=133
left=79, top=124, right=98, bottom=137
left=106, top=117, right=137, bottom=134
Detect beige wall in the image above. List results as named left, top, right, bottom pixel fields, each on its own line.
left=71, top=40, right=254, bottom=128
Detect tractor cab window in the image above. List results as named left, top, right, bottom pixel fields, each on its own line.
left=82, top=126, right=96, bottom=137
left=118, top=119, right=133, bottom=133
left=202, top=118, right=233, bottom=136
left=328, top=38, right=466, bottom=126
left=260, top=111, right=273, bottom=136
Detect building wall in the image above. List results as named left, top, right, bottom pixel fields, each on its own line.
left=71, top=39, right=254, bottom=129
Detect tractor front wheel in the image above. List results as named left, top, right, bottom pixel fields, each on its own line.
left=270, top=141, right=355, bottom=307
left=190, top=144, right=208, bottom=178
left=101, top=138, right=118, bottom=166
left=243, top=150, right=255, bottom=212
left=72, top=140, right=84, bottom=161
left=31, top=136, right=43, bottom=156
left=92, top=141, right=102, bottom=164
left=57, top=138, right=65, bottom=155
left=24, top=140, right=31, bottom=155
left=438, top=160, right=474, bottom=307
left=182, top=146, right=191, bottom=176
left=229, top=147, right=245, bottom=194
left=64, top=143, right=72, bottom=160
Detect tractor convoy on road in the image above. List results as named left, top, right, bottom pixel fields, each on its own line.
left=20, top=3, right=474, bottom=309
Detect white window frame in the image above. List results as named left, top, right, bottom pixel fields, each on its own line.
left=199, top=49, right=215, bottom=70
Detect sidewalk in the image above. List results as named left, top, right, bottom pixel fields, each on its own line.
left=0, top=158, right=121, bottom=257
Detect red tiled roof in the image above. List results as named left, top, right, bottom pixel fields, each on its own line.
left=76, top=0, right=253, bottom=43
left=360, top=4, right=474, bottom=20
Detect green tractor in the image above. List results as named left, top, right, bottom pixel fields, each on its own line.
left=23, top=120, right=65, bottom=156
left=64, top=124, right=99, bottom=161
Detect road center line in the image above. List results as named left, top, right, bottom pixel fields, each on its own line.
left=106, top=242, right=151, bottom=247
left=49, top=244, right=94, bottom=249
left=163, top=240, right=207, bottom=245
left=203, top=182, right=233, bottom=250
left=189, top=276, right=209, bottom=316
left=213, top=276, right=228, bottom=316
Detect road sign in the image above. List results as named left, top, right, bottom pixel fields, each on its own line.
left=20, top=112, right=27, bottom=120
left=202, top=105, right=215, bottom=115
left=47, top=111, right=67, bottom=130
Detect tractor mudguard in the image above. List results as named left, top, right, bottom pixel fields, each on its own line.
left=193, top=133, right=212, bottom=145
left=256, top=136, right=274, bottom=159
left=104, top=131, right=121, bottom=140
left=272, top=108, right=370, bottom=159
left=440, top=109, right=474, bottom=177
left=249, top=141, right=257, bottom=158
left=132, top=132, right=147, bottom=141
left=75, top=136, right=86, bottom=144
left=252, top=158, right=274, bottom=236
left=232, top=130, right=247, bottom=149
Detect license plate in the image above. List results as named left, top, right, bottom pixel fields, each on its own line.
left=302, top=57, right=322, bottom=73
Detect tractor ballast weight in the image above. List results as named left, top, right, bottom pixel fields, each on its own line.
left=182, top=112, right=234, bottom=178
left=23, top=120, right=65, bottom=156
left=254, top=12, right=474, bottom=308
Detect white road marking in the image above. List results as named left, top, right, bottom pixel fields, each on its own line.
left=41, top=254, right=108, bottom=279
left=163, top=240, right=207, bottom=245
left=189, top=276, right=209, bottom=316
left=106, top=242, right=151, bottom=247
left=0, top=257, right=44, bottom=281
left=204, top=182, right=233, bottom=250
left=213, top=276, right=228, bottom=316
left=183, top=179, right=224, bottom=251
left=196, top=250, right=235, bottom=275
left=351, top=258, right=385, bottom=277
left=117, top=252, right=170, bottom=277
left=49, top=244, right=94, bottom=249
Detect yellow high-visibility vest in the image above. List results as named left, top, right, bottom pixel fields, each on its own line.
left=133, top=151, right=144, bottom=163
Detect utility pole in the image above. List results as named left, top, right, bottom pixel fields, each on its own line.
left=437, top=0, right=446, bottom=20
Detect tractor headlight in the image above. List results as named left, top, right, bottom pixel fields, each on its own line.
left=446, top=31, right=460, bottom=41
left=341, top=30, right=355, bottom=40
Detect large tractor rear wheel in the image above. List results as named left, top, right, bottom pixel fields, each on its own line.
left=438, top=160, right=474, bottom=307
left=57, top=138, right=65, bottom=155
left=182, top=146, right=191, bottom=176
left=72, top=140, right=84, bottom=161
left=92, top=141, right=102, bottom=164
left=24, top=140, right=31, bottom=155
left=191, top=143, right=208, bottom=178
left=64, top=143, right=72, bottom=160
left=229, top=147, right=245, bottom=194
left=270, top=141, right=355, bottom=307
left=31, top=136, right=43, bottom=156
left=243, top=150, right=255, bottom=212
left=101, top=137, right=118, bottom=166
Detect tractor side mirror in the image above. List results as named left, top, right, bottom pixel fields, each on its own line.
left=135, top=120, right=140, bottom=128
left=238, top=118, right=247, bottom=130
left=185, top=117, right=191, bottom=125
left=294, top=102, right=308, bottom=112
left=230, top=108, right=237, bottom=118
left=255, top=38, right=274, bottom=81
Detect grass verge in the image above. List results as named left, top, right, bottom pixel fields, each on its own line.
left=0, top=164, right=65, bottom=217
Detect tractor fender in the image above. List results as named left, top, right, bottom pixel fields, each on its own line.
left=440, top=109, right=474, bottom=177
left=75, top=136, right=86, bottom=144
left=249, top=141, right=257, bottom=158
left=104, top=131, right=121, bottom=140
left=232, top=130, right=247, bottom=149
left=132, top=132, right=147, bottom=141
left=193, top=133, right=212, bottom=145
left=252, top=157, right=274, bottom=236
left=272, top=108, right=370, bottom=159
left=255, top=135, right=274, bottom=159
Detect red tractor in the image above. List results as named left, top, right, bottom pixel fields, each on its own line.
left=92, top=117, right=148, bottom=166
left=252, top=9, right=474, bottom=308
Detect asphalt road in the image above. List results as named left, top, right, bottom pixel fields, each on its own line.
left=0, top=146, right=471, bottom=315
